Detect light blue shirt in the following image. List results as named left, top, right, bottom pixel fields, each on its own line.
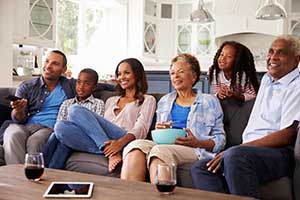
left=243, top=68, right=300, bottom=143
left=27, top=84, right=67, bottom=128
left=156, top=89, right=226, bottom=160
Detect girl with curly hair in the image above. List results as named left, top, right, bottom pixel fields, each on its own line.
left=208, top=41, right=259, bottom=102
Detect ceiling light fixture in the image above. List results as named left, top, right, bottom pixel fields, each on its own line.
left=190, top=0, right=214, bottom=23
left=256, top=0, right=287, bottom=20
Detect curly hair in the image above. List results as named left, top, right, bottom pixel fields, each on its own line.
left=171, top=53, right=201, bottom=87
left=115, top=58, right=148, bottom=106
left=208, top=41, right=259, bottom=93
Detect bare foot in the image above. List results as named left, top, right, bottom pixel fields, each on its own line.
left=108, top=153, right=122, bottom=173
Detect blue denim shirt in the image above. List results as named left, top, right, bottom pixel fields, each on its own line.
left=156, top=89, right=226, bottom=160
left=13, top=76, right=77, bottom=124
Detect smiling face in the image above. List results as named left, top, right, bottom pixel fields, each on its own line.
left=42, top=52, right=67, bottom=81
left=116, top=62, right=137, bottom=91
left=267, top=39, right=299, bottom=80
left=218, top=44, right=237, bottom=73
left=169, top=60, right=196, bottom=91
left=76, top=72, right=96, bottom=101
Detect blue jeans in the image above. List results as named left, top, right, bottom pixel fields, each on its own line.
left=42, top=133, right=73, bottom=169
left=190, top=145, right=294, bottom=199
left=55, top=104, right=127, bottom=154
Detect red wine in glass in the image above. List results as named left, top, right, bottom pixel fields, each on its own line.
left=25, top=166, right=44, bottom=181
left=156, top=181, right=176, bottom=193
left=24, top=153, right=45, bottom=181
left=155, top=163, right=177, bottom=194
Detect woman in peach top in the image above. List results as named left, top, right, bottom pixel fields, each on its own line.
left=45, top=58, right=156, bottom=172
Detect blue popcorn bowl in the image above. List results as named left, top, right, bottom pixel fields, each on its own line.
left=151, top=128, right=187, bottom=144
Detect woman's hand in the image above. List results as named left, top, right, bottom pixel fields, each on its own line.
left=206, top=151, right=225, bottom=174
left=103, top=140, right=124, bottom=157
left=103, top=133, right=135, bottom=157
left=174, top=128, right=199, bottom=147
left=155, top=121, right=173, bottom=129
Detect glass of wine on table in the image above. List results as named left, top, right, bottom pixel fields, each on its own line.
left=155, top=163, right=177, bottom=195
left=24, top=152, right=45, bottom=181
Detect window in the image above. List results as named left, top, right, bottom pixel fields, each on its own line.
left=56, top=0, right=104, bottom=78
left=57, top=0, right=79, bottom=55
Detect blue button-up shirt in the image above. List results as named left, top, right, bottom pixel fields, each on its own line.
left=243, top=68, right=300, bottom=143
left=13, top=76, right=77, bottom=124
left=156, top=89, right=226, bottom=160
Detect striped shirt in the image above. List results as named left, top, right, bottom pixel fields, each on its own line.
left=210, top=71, right=257, bottom=101
left=57, top=95, right=105, bottom=121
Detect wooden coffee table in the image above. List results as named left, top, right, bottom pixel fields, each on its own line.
left=0, top=165, right=253, bottom=200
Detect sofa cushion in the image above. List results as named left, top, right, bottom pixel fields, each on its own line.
left=220, top=98, right=255, bottom=148
left=93, top=90, right=116, bottom=103
left=0, top=105, right=12, bottom=127
left=177, top=163, right=193, bottom=188
left=66, top=152, right=120, bottom=178
left=260, top=177, right=293, bottom=200
left=0, top=145, right=5, bottom=166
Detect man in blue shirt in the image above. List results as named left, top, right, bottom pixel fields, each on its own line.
left=3, top=50, right=77, bottom=164
left=190, top=35, right=300, bottom=199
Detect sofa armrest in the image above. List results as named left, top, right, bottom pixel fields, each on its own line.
left=294, top=128, right=300, bottom=200
left=0, top=87, right=16, bottom=106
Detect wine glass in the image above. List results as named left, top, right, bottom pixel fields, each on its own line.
left=156, top=112, right=173, bottom=129
left=24, top=152, right=45, bottom=181
left=155, top=163, right=177, bottom=194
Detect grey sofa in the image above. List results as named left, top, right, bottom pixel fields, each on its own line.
left=0, top=87, right=299, bottom=200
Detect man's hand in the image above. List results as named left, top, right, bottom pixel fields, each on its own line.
left=11, top=99, right=27, bottom=121
left=174, top=128, right=198, bottom=147
left=11, top=99, right=27, bottom=112
left=206, top=151, right=225, bottom=174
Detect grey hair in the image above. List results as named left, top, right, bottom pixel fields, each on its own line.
left=274, top=34, right=300, bottom=57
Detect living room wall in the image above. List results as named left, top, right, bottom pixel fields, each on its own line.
left=0, top=1, right=13, bottom=87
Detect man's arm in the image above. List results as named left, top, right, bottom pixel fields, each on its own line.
left=242, top=120, right=299, bottom=148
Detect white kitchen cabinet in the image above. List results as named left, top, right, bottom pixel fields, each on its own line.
left=128, top=0, right=175, bottom=63
left=13, top=0, right=56, bottom=47
left=176, top=1, right=215, bottom=55
left=290, top=20, right=300, bottom=38
left=287, top=0, right=300, bottom=38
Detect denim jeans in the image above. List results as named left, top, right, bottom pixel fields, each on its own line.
left=55, top=104, right=127, bottom=154
left=42, top=133, right=73, bottom=169
left=190, top=145, right=294, bottom=199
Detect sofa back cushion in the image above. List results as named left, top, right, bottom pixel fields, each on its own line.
left=93, top=90, right=116, bottom=102
left=220, top=98, right=255, bottom=149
